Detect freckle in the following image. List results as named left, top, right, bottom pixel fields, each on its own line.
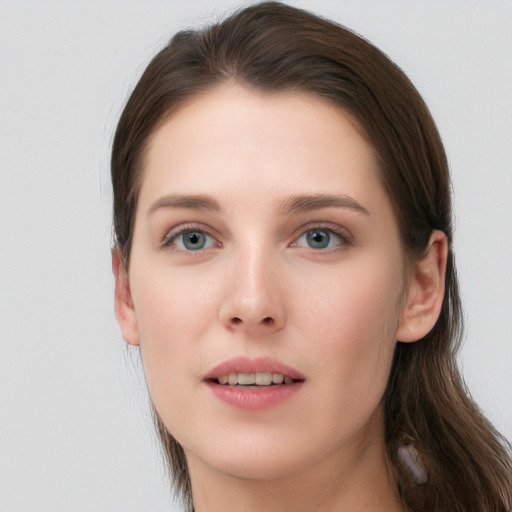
left=397, top=444, right=429, bottom=486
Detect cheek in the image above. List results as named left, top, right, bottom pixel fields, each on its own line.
left=301, top=257, right=402, bottom=337
left=299, top=261, right=402, bottom=395
left=133, top=265, right=217, bottom=340
left=130, top=267, right=218, bottom=406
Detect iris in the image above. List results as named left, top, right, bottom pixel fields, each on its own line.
left=306, top=229, right=331, bottom=249
left=182, top=231, right=207, bottom=250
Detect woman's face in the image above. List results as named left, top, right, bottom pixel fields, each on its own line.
left=123, top=85, right=410, bottom=481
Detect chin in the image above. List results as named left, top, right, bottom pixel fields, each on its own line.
left=205, top=452, right=308, bottom=482
left=184, top=428, right=329, bottom=483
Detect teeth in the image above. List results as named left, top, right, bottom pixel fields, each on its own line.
left=272, top=373, right=284, bottom=384
left=216, top=372, right=295, bottom=386
left=238, top=372, right=255, bottom=385
left=255, top=372, right=272, bottom=385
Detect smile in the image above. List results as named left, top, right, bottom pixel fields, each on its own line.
left=215, top=372, right=295, bottom=386
left=205, top=357, right=305, bottom=410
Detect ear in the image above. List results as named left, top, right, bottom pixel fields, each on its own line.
left=396, top=230, right=448, bottom=343
left=112, top=248, right=140, bottom=346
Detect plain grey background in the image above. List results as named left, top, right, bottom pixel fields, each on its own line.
left=1, top=1, right=511, bottom=511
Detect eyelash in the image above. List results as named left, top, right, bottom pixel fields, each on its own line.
left=292, top=223, right=353, bottom=251
left=161, top=223, right=220, bottom=252
left=161, top=223, right=353, bottom=253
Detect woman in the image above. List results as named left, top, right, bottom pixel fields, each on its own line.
left=111, top=2, right=512, bottom=511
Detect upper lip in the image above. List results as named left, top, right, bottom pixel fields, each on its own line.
left=204, top=356, right=305, bottom=381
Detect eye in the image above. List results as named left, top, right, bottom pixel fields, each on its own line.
left=164, top=228, right=219, bottom=251
left=295, top=227, right=349, bottom=250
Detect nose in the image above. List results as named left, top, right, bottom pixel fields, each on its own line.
left=218, top=248, right=286, bottom=333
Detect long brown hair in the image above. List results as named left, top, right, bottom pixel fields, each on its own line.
left=111, top=3, right=512, bottom=510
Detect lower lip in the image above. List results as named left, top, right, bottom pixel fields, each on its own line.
left=205, top=381, right=303, bottom=410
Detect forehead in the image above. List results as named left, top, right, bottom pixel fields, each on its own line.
left=138, top=84, right=388, bottom=217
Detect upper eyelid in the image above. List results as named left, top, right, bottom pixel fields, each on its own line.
left=292, top=221, right=352, bottom=241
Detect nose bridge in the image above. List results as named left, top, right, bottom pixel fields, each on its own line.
left=240, top=245, right=271, bottom=314
left=219, top=239, right=285, bottom=331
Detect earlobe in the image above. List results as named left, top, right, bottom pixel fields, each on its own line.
left=396, top=230, right=448, bottom=343
left=112, top=248, right=140, bottom=346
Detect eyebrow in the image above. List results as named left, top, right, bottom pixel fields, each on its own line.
left=146, top=192, right=370, bottom=217
left=147, top=194, right=221, bottom=216
left=278, top=193, right=370, bottom=216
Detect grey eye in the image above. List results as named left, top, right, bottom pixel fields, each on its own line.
left=182, top=231, right=208, bottom=250
left=294, top=227, right=349, bottom=250
left=305, top=229, right=331, bottom=249
left=169, top=230, right=218, bottom=251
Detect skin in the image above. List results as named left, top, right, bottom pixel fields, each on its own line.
left=113, top=84, right=447, bottom=511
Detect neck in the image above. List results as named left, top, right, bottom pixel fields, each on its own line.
left=186, top=412, right=403, bottom=512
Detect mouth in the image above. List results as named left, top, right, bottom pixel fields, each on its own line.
left=204, top=357, right=305, bottom=410
left=210, top=372, right=299, bottom=387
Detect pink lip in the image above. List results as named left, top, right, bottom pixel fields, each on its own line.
left=204, top=356, right=305, bottom=381
left=204, top=356, right=305, bottom=411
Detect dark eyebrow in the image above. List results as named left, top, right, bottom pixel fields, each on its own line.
left=278, top=193, right=370, bottom=216
left=147, top=194, right=221, bottom=216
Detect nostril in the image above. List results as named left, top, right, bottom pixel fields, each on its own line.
left=231, top=317, right=242, bottom=326
left=262, top=317, right=273, bottom=325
